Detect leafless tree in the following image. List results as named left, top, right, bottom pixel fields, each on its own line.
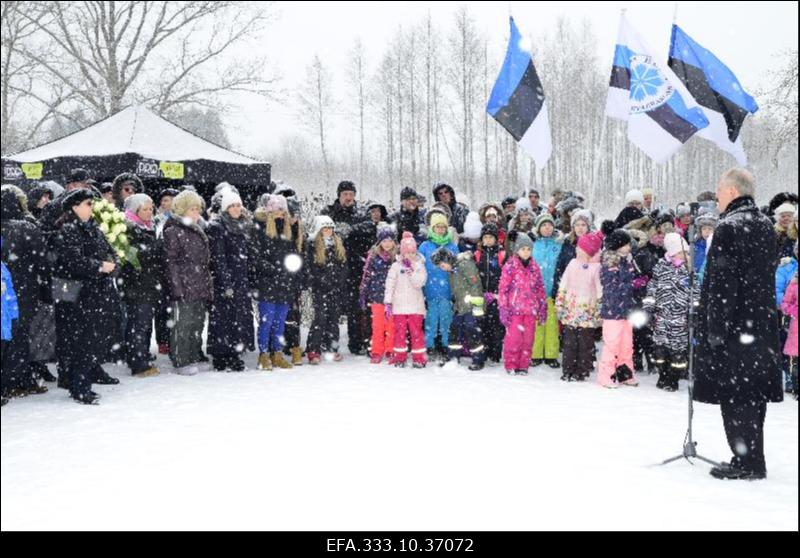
left=298, top=54, right=334, bottom=187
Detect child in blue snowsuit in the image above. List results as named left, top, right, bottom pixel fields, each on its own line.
left=418, top=213, right=459, bottom=354
left=1, top=238, right=19, bottom=342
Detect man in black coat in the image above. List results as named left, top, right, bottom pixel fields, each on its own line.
left=321, top=180, right=377, bottom=355
left=38, top=168, right=93, bottom=232
left=432, top=182, right=470, bottom=234
left=694, top=168, right=783, bottom=480
left=389, top=187, right=427, bottom=246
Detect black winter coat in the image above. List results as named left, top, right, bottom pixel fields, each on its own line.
left=694, top=196, right=783, bottom=405
left=476, top=245, right=505, bottom=294
left=1, top=196, right=49, bottom=318
left=305, top=240, right=347, bottom=296
left=389, top=207, right=427, bottom=245
left=552, top=236, right=577, bottom=298
left=614, top=206, right=645, bottom=229
left=206, top=215, right=254, bottom=355
left=249, top=212, right=301, bottom=304
left=117, top=222, right=163, bottom=305
left=52, top=219, right=122, bottom=361
left=162, top=217, right=213, bottom=303
left=322, top=201, right=377, bottom=284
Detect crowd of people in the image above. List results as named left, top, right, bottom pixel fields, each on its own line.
left=1, top=169, right=797, bottom=415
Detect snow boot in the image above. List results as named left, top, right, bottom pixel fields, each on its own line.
left=133, top=367, right=160, bottom=378
left=514, top=369, right=529, bottom=375
left=73, top=391, right=100, bottom=405
left=93, top=372, right=119, bottom=385
left=612, top=364, right=634, bottom=384
left=271, top=352, right=293, bottom=369
left=290, top=347, right=304, bottom=366
left=370, top=355, right=383, bottom=364
left=546, top=359, right=561, bottom=369
left=212, top=358, right=229, bottom=372
left=33, top=363, right=57, bottom=383
left=229, top=357, right=246, bottom=372
left=307, top=352, right=321, bottom=365
left=412, top=361, right=426, bottom=369
left=257, top=352, right=273, bottom=371
left=530, top=358, right=544, bottom=367
left=158, top=343, right=170, bottom=355
left=468, top=362, right=484, bottom=371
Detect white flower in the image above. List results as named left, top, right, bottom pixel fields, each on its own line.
left=117, top=233, right=128, bottom=245
left=113, top=223, right=127, bottom=235
left=108, top=233, right=118, bottom=244
left=99, top=222, right=110, bottom=234
left=101, top=212, right=112, bottom=222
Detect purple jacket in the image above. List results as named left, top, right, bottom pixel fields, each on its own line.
left=359, top=249, right=394, bottom=305
left=498, top=255, right=547, bottom=319
left=600, top=251, right=636, bottom=319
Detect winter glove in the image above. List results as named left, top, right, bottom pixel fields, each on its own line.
left=499, top=307, right=511, bottom=327
left=483, top=292, right=496, bottom=306
left=467, top=295, right=485, bottom=317
left=385, top=304, right=393, bottom=320
left=402, top=257, right=413, bottom=270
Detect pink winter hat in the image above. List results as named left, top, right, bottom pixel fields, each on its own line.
left=577, top=231, right=603, bottom=258
left=400, top=231, right=417, bottom=255
left=260, top=193, right=288, bottom=213
left=664, top=232, right=690, bottom=258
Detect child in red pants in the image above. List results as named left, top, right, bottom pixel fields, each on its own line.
left=359, top=224, right=398, bottom=364
left=498, top=234, right=547, bottom=375
left=384, top=232, right=428, bottom=368
left=598, top=228, right=638, bottom=388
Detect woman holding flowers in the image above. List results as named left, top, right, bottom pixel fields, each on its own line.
left=52, top=189, right=121, bottom=404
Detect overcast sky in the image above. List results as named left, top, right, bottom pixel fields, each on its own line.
left=225, top=1, right=798, bottom=157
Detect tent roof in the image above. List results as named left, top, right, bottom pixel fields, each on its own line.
left=5, top=105, right=263, bottom=165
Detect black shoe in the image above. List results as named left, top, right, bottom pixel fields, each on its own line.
left=439, top=358, right=453, bottom=367
left=468, top=363, right=484, bottom=371
left=229, top=358, right=246, bottom=372
left=212, top=358, right=229, bottom=372
left=394, top=361, right=407, bottom=368
left=57, top=375, right=69, bottom=390
left=73, top=391, right=101, bottom=405
left=546, top=359, right=561, bottom=369
left=412, top=362, right=426, bottom=369
left=710, top=462, right=766, bottom=481
left=93, top=373, right=120, bottom=385
left=574, top=373, right=588, bottom=382
left=34, top=363, right=57, bottom=383
left=530, top=359, right=544, bottom=367
left=514, top=369, right=529, bottom=375
left=560, top=373, right=570, bottom=381
left=1, top=397, right=8, bottom=407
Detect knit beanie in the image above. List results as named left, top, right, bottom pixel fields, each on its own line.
left=625, top=189, right=645, bottom=205
left=775, top=202, right=797, bottom=217
left=220, top=189, right=243, bottom=213
left=400, top=231, right=417, bottom=255
left=400, top=187, right=418, bottom=201
left=514, top=233, right=534, bottom=253
left=337, top=180, right=357, bottom=196
left=570, top=208, right=594, bottom=230
left=577, top=231, right=604, bottom=258
left=664, top=232, right=690, bottom=258
left=264, top=193, right=288, bottom=213
left=694, top=210, right=718, bottom=229
left=376, top=223, right=396, bottom=244
left=480, top=223, right=499, bottom=242
left=429, top=212, right=449, bottom=231
left=535, top=212, right=555, bottom=234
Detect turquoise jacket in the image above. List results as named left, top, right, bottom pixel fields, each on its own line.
left=533, top=235, right=563, bottom=298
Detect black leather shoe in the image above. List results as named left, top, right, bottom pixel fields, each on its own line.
left=93, top=374, right=120, bottom=385
left=710, top=462, right=766, bottom=481
left=73, top=391, right=101, bottom=405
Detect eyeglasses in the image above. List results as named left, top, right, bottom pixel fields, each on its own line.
left=122, top=185, right=135, bottom=193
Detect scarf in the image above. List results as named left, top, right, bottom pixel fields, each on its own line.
left=125, top=209, right=153, bottom=230
left=428, top=228, right=454, bottom=247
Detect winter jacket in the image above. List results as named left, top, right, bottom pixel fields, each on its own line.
left=1, top=256, right=19, bottom=341
left=249, top=211, right=299, bottom=304
left=419, top=239, right=459, bottom=300
left=450, top=252, right=484, bottom=316
left=359, top=248, right=394, bottom=305
left=599, top=251, right=636, bottom=320
left=614, top=206, right=645, bottom=229
left=555, top=257, right=603, bottom=328
left=162, top=216, right=213, bottom=303
left=322, top=201, right=377, bottom=285
left=498, top=255, right=547, bottom=320
left=475, top=246, right=505, bottom=294
left=533, top=235, right=563, bottom=298
left=384, top=254, right=427, bottom=315
left=0, top=215, right=49, bottom=318
left=305, top=239, right=348, bottom=295
left=694, top=196, right=783, bottom=405
left=643, top=258, right=700, bottom=352
left=781, top=278, right=798, bottom=357
left=207, top=214, right=255, bottom=355
left=389, top=207, right=427, bottom=246
left=432, top=183, right=470, bottom=234
left=117, top=221, right=163, bottom=304
left=776, top=257, right=798, bottom=307
left=775, top=223, right=797, bottom=261
left=552, top=235, right=577, bottom=298
left=693, top=236, right=708, bottom=273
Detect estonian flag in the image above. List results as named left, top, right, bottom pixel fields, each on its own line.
left=668, top=24, right=759, bottom=165
left=487, top=17, right=552, bottom=168
left=606, top=14, right=709, bottom=163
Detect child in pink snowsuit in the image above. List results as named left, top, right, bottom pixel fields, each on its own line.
left=385, top=232, right=429, bottom=368
left=498, top=234, right=548, bottom=375
left=780, top=263, right=798, bottom=398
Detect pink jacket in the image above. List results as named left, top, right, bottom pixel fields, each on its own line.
left=781, top=278, right=798, bottom=357
left=498, top=255, right=548, bottom=319
left=384, top=254, right=427, bottom=315
left=555, top=257, right=603, bottom=328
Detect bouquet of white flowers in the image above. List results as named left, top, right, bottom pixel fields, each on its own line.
left=92, top=199, right=140, bottom=270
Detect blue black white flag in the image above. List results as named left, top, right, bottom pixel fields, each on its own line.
left=487, top=17, right=552, bottom=168
left=606, top=14, right=709, bottom=163
left=668, top=24, right=758, bottom=165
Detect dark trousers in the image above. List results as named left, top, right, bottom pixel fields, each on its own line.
left=720, top=399, right=768, bottom=474
left=124, top=301, right=155, bottom=375
left=344, top=280, right=366, bottom=353
left=283, top=299, right=302, bottom=350
left=653, top=345, right=687, bottom=389
left=170, top=301, right=206, bottom=368
left=447, top=313, right=485, bottom=365
left=307, top=292, right=341, bottom=354
left=633, top=325, right=654, bottom=371
left=481, top=302, right=505, bottom=362
left=1, top=315, right=34, bottom=394
left=562, top=326, right=595, bottom=378
left=155, top=297, right=171, bottom=346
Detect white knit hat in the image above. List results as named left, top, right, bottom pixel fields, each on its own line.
left=463, top=211, right=483, bottom=240
left=664, top=232, right=690, bottom=258
left=775, top=202, right=797, bottom=216
left=220, top=189, right=242, bottom=213
left=309, top=215, right=335, bottom=240
left=625, top=189, right=644, bottom=205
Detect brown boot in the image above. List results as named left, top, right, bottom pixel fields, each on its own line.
left=258, top=352, right=273, bottom=371
left=290, top=347, right=303, bottom=366
left=271, top=352, right=293, bottom=369
left=133, top=367, right=160, bottom=378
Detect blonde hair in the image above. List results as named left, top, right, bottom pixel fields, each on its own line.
left=294, top=219, right=305, bottom=252
left=265, top=211, right=293, bottom=241
left=371, top=238, right=398, bottom=259
left=314, top=231, right=346, bottom=265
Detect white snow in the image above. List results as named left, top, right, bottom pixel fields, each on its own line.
left=1, top=328, right=797, bottom=531
left=5, top=106, right=263, bottom=165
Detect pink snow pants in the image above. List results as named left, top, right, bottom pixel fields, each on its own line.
left=503, top=314, right=536, bottom=371
left=598, top=319, right=634, bottom=386
left=391, top=314, right=427, bottom=365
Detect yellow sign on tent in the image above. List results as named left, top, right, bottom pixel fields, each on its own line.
left=21, top=163, right=44, bottom=180
left=159, top=161, right=184, bottom=180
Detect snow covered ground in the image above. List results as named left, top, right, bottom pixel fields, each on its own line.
left=2, top=330, right=797, bottom=531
